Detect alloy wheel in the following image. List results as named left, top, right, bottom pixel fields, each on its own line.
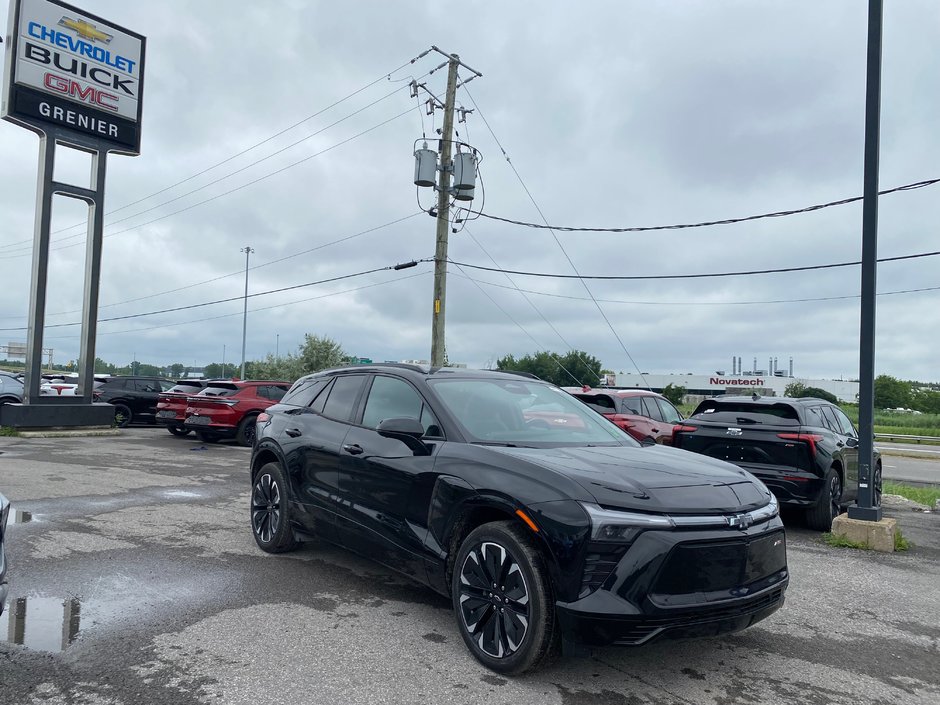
left=251, top=473, right=281, bottom=544
left=458, top=541, right=530, bottom=658
left=874, top=464, right=883, bottom=506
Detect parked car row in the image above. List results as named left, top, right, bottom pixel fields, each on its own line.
left=156, top=380, right=290, bottom=446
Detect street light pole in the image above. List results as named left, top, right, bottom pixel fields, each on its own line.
left=276, top=333, right=279, bottom=361
left=240, top=246, right=254, bottom=380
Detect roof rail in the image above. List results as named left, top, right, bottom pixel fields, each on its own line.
left=490, top=369, right=541, bottom=381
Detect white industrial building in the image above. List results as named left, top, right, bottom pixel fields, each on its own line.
left=607, top=372, right=859, bottom=403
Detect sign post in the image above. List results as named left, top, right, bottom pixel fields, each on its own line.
left=0, top=0, right=145, bottom=428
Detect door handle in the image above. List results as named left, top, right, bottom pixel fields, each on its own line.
left=285, top=428, right=302, bottom=438
left=342, top=443, right=364, bottom=455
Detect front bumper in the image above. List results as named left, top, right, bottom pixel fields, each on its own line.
left=556, top=518, right=789, bottom=647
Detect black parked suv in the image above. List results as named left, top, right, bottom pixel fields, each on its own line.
left=672, top=395, right=880, bottom=531
left=94, top=376, right=175, bottom=427
left=250, top=365, right=788, bottom=674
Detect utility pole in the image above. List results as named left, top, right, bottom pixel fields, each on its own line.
left=430, top=54, right=460, bottom=368
left=240, top=246, right=254, bottom=380
left=222, top=344, right=226, bottom=379
left=276, top=333, right=280, bottom=360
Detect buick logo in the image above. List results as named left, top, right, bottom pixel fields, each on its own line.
left=727, top=513, right=753, bottom=530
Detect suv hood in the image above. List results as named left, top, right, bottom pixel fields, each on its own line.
left=489, top=444, right=771, bottom=514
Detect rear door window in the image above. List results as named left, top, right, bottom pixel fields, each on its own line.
left=641, top=397, right=664, bottom=421
left=619, top=396, right=644, bottom=415
left=803, top=406, right=827, bottom=429
left=322, top=375, right=366, bottom=422
left=819, top=406, right=842, bottom=434
left=282, top=379, right=327, bottom=407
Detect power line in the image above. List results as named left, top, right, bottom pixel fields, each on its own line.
left=0, top=260, right=431, bottom=331
left=449, top=269, right=940, bottom=306
left=0, top=51, right=433, bottom=251
left=0, top=212, right=424, bottom=321
left=47, top=272, right=430, bottom=341
left=0, top=106, right=417, bottom=261
left=459, top=80, right=650, bottom=388
left=448, top=260, right=584, bottom=386
left=466, top=177, right=940, bottom=233
left=448, top=249, right=940, bottom=281
left=461, top=227, right=600, bottom=383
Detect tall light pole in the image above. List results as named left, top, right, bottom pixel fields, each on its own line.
left=240, top=246, right=254, bottom=380
left=276, top=333, right=280, bottom=360
left=222, top=344, right=226, bottom=379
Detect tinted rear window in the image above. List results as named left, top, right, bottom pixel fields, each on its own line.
left=200, top=385, right=241, bottom=397
left=573, top=394, right=616, bottom=414
left=692, top=401, right=799, bottom=425
left=167, top=383, right=204, bottom=394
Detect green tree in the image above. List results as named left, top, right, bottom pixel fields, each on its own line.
left=661, top=383, right=687, bottom=405
left=911, top=388, right=940, bottom=414
left=496, top=350, right=602, bottom=387
left=784, top=381, right=807, bottom=398
left=800, top=387, right=838, bottom=404
left=873, top=375, right=912, bottom=409
left=169, top=363, right=186, bottom=379
left=298, top=334, right=348, bottom=375
left=93, top=357, right=116, bottom=374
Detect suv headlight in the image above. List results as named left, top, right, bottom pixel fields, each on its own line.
left=581, top=503, right=673, bottom=542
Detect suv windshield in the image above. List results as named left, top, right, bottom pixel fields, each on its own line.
left=430, top=378, right=637, bottom=447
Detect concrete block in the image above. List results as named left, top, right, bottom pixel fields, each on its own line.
left=832, top=514, right=897, bottom=553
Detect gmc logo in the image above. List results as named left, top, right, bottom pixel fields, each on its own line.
left=43, top=72, right=119, bottom=111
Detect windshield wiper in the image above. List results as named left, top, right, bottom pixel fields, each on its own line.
left=475, top=441, right=529, bottom=448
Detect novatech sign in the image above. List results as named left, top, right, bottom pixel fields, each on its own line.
left=2, top=0, right=145, bottom=154
left=709, top=377, right=766, bottom=386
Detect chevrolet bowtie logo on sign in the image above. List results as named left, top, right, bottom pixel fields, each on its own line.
left=2, top=0, right=146, bottom=155
left=58, top=16, right=113, bottom=44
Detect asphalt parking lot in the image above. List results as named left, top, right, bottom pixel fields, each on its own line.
left=1, top=429, right=938, bottom=705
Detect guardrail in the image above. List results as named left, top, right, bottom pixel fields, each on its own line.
left=874, top=433, right=940, bottom=445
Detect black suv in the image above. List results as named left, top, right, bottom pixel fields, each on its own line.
left=94, top=376, right=175, bottom=427
left=672, top=396, right=880, bottom=531
left=250, top=365, right=787, bottom=674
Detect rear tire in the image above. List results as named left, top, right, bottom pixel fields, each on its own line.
left=236, top=414, right=258, bottom=447
left=807, top=468, right=842, bottom=531
left=251, top=462, right=298, bottom=553
left=113, top=403, right=132, bottom=428
left=452, top=520, right=559, bottom=674
left=168, top=426, right=190, bottom=437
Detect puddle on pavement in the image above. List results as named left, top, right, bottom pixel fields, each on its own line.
left=0, top=595, right=82, bottom=651
left=163, top=490, right=203, bottom=498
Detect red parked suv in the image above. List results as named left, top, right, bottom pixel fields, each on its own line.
left=184, top=381, right=290, bottom=446
left=564, top=386, right=683, bottom=445
left=155, top=380, right=211, bottom=437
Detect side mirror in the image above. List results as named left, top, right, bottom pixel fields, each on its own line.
left=845, top=436, right=859, bottom=449
left=377, top=417, right=430, bottom=455
left=640, top=437, right=656, bottom=447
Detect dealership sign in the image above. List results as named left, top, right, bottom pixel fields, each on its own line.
left=709, top=377, right=765, bottom=386
left=2, top=0, right=145, bottom=154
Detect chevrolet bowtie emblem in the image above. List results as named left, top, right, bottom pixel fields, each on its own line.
left=59, top=16, right=113, bottom=44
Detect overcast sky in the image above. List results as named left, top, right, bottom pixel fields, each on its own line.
left=1, top=0, right=938, bottom=382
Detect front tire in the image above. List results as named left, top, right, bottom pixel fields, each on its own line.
left=452, top=521, right=559, bottom=675
left=251, top=462, right=298, bottom=553
left=807, top=468, right=842, bottom=531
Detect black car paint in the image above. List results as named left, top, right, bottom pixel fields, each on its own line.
left=95, top=376, right=173, bottom=423
left=252, top=367, right=788, bottom=646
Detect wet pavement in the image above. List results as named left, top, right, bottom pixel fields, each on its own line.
left=0, top=428, right=938, bottom=704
